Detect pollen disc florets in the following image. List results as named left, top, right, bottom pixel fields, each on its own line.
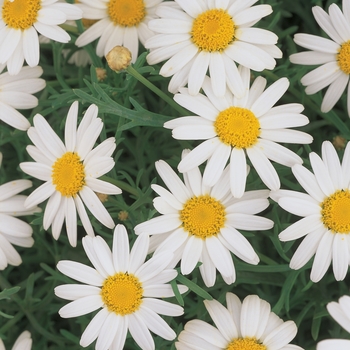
left=214, top=106, right=261, bottom=148
left=108, top=0, right=146, bottom=27
left=226, top=337, right=267, bottom=350
left=2, top=0, right=41, bottom=30
left=321, top=189, right=350, bottom=233
left=338, top=41, right=350, bottom=75
left=101, top=272, right=143, bottom=315
left=180, top=195, right=226, bottom=239
left=51, top=152, right=85, bottom=197
left=191, top=9, right=235, bottom=52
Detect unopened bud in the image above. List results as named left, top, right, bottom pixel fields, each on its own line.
left=95, top=192, right=108, bottom=203
left=118, top=210, right=129, bottom=221
left=95, top=67, right=107, bottom=81
left=106, top=46, right=132, bottom=72
left=333, top=135, right=346, bottom=150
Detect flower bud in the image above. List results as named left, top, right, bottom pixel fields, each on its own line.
left=106, top=46, right=132, bottom=72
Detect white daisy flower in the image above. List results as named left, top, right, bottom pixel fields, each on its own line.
left=0, top=0, right=82, bottom=75
left=55, top=224, right=187, bottom=350
left=175, top=292, right=303, bottom=350
left=0, top=331, right=32, bottom=350
left=271, top=140, right=350, bottom=282
left=19, top=101, right=122, bottom=247
left=0, top=63, right=45, bottom=131
left=0, top=152, right=40, bottom=270
left=134, top=153, right=273, bottom=287
left=165, top=68, right=313, bottom=198
left=290, top=0, right=350, bottom=115
left=317, top=295, right=350, bottom=350
left=146, top=0, right=282, bottom=96
left=75, top=0, right=162, bottom=63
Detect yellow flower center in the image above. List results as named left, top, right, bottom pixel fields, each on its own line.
left=101, top=273, right=143, bottom=315
left=321, top=190, right=350, bottom=233
left=338, top=41, right=350, bottom=75
left=180, top=195, right=226, bottom=239
left=51, top=152, right=85, bottom=197
left=2, top=0, right=41, bottom=30
left=108, top=0, right=146, bottom=27
left=226, top=338, right=266, bottom=350
left=191, top=9, right=235, bottom=52
left=214, top=107, right=261, bottom=148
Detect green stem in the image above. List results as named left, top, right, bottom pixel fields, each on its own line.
left=126, top=65, right=188, bottom=115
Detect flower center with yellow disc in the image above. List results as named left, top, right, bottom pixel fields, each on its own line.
left=180, top=195, right=226, bottom=239
left=321, top=190, right=350, bottom=233
left=191, top=9, right=235, bottom=52
left=51, top=152, right=85, bottom=197
left=338, top=41, right=350, bottom=75
left=108, top=0, right=145, bottom=27
left=226, top=338, right=267, bottom=350
left=214, top=107, right=260, bottom=148
left=101, top=273, right=143, bottom=315
left=2, top=0, right=41, bottom=30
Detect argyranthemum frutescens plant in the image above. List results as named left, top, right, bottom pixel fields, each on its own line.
left=165, top=67, right=313, bottom=197
left=317, top=295, right=350, bottom=350
left=0, top=152, right=40, bottom=270
left=75, top=0, right=163, bottom=62
left=290, top=0, right=350, bottom=116
left=55, top=224, right=187, bottom=350
left=271, top=141, right=350, bottom=282
left=0, top=63, right=45, bottom=130
left=0, top=0, right=82, bottom=74
left=146, top=0, right=281, bottom=96
left=3, top=1, right=350, bottom=349
left=176, top=292, right=303, bottom=350
left=19, top=101, right=122, bottom=247
left=135, top=151, right=273, bottom=287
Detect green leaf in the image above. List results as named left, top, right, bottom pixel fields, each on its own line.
left=170, top=279, right=184, bottom=307
left=176, top=274, right=212, bottom=300
left=0, top=287, right=20, bottom=301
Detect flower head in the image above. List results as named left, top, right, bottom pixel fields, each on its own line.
left=20, top=101, right=122, bottom=247
left=75, top=0, right=162, bottom=62
left=146, top=0, right=282, bottom=96
left=290, top=1, right=350, bottom=115
left=0, top=152, right=40, bottom=270
left=135, top=152, right=273, bottom=287
left=317, top=295, right=350, bottom=350
left=176, top=292, right=303, bottom=350
left=165, top=68, right=312, bottom=198
left=0, top=0, right=82, bottom=75
left=0, top=331, right=32, bottom=350
left=271, top=140, right=350, bottom=282
left=0, top=64, right=45, bottom=131
left=55, top=224, right=186, bottom=350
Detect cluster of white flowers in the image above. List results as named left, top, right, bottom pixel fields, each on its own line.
left=1, top=0, right=350, bottom=349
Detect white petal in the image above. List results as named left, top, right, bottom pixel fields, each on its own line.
left=80, top=186, right=114, bottom=229
left=278, top=215, right=323, bottom=241
left=206, top=236, right=235, bottom=281
left=204, top=299, right=238, bottom=341
left=80, top=308, right=109, bottom=347
left=181, top=236, right=203, bottom=275
left=332, top=234, right=349, bottom=281
left=56, top=260, right=104, bottom=286
left=58, top=295, right=103, bottom=318
left=310, top=230, right=334, bottom=282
